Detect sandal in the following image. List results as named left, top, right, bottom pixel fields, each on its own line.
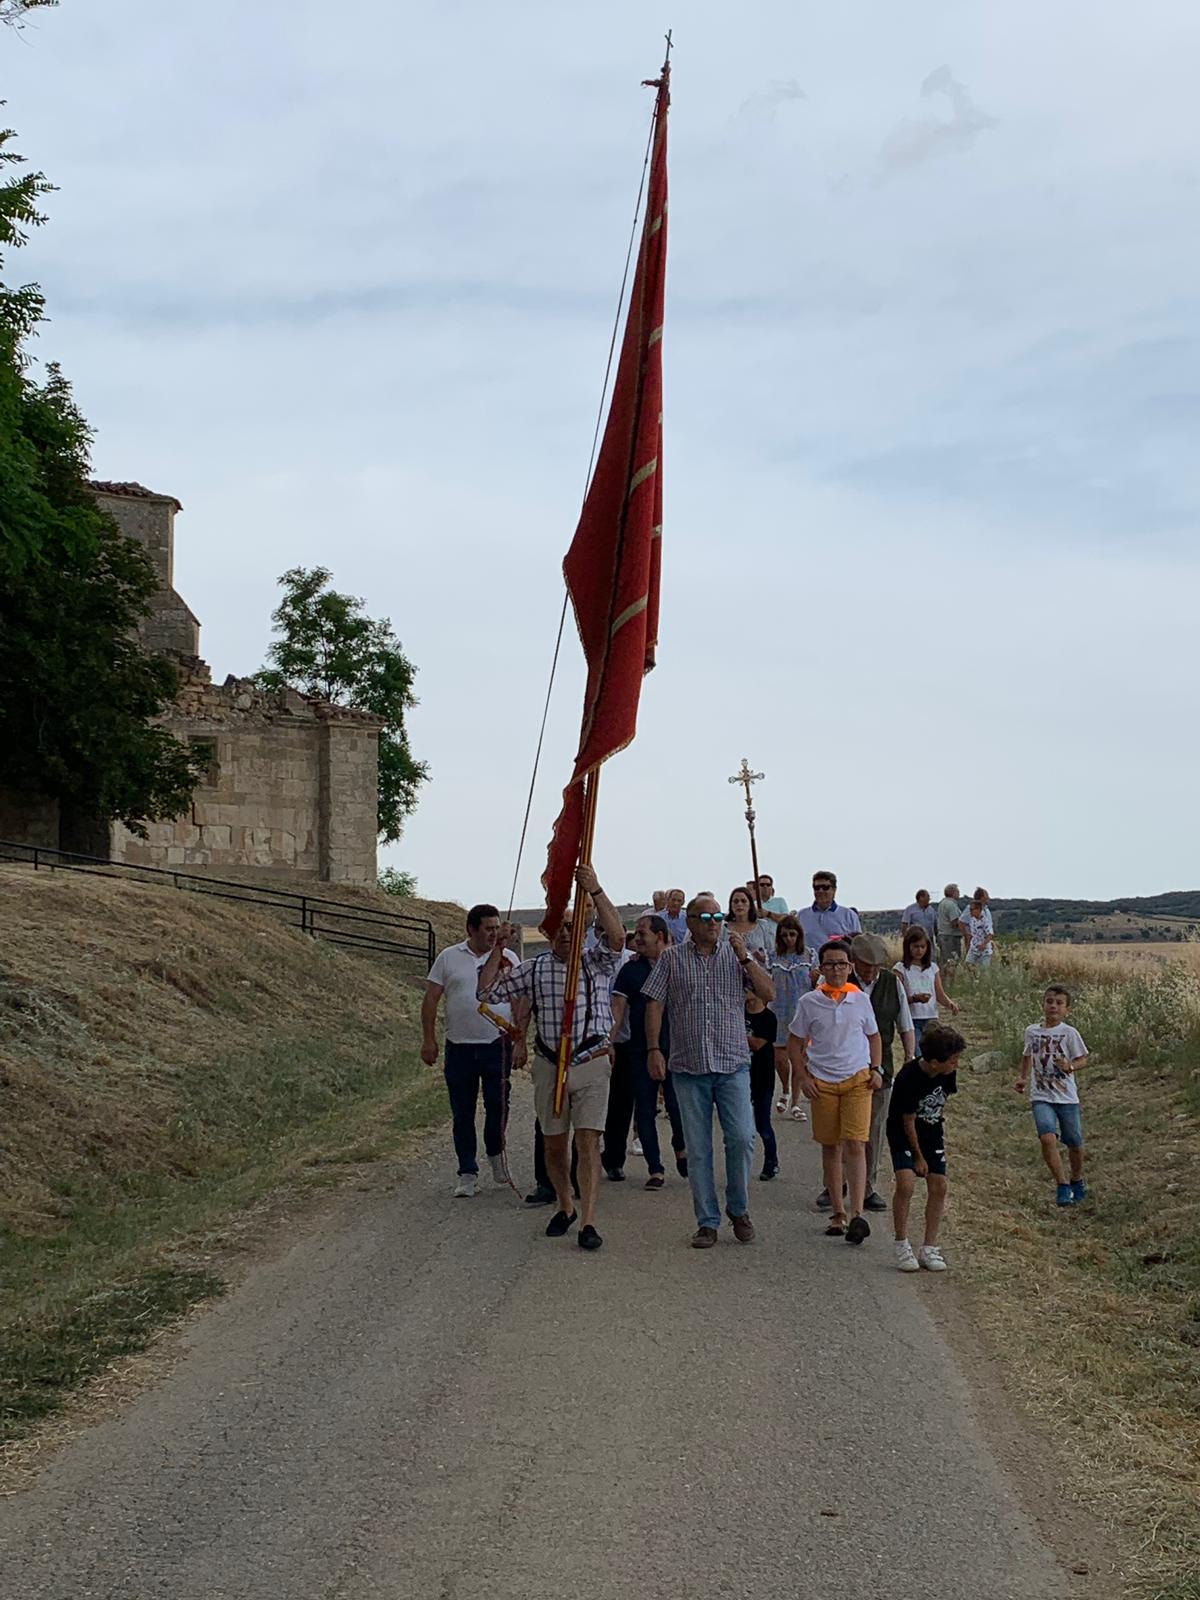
left=775, top=1096, right=788, bottom=1115
left=644, top=1173, right=665, bottom=1190
left=791, top=1104, right=807, bottom=1121
left=825, top=1218, right=846, bottom=1236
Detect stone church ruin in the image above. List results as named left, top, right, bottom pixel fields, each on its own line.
left=0, top=482, right=381, bottom=885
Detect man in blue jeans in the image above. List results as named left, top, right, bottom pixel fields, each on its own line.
left=422, top=904, right=517, bottom=1198
left=641, top=893, right=775, bottom=1247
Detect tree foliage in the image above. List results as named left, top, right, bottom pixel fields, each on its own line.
left=378, top=866, right=419, bottom=898
left=0, top=2, right=58, bottom=28
left=0, top=119, right=204, bottom=834
left=257, top=567, right=429, bottom=843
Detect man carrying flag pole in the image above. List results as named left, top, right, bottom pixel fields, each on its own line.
left=478, top=866, right=625, bottom=1250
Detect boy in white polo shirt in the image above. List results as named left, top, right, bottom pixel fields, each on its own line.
left=787, top=940, right=883, bottom=1245
left=422, top=903, right=518, bottom=1198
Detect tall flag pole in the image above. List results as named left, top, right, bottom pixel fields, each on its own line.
left=541, top=44, right=671, bottom=1115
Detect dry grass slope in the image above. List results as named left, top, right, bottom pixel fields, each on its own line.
left=951, top=947, right=1200, bottom=1600
left=0, top=866, right=457, bottom=1443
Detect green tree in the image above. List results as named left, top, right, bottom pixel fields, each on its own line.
left=257, top=567, right=429, bottom=842
left=1, top=2, right=57, bottom=23
left=378, top=866, right=419, bottom=898
left=0, top=120, right=204, bottom=840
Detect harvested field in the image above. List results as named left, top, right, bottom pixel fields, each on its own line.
left=951, top=951, right=1200, bottom=1598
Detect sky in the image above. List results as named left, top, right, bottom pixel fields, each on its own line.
left=5, top=1, right=1199, bottom=911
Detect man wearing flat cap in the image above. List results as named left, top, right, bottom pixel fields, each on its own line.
left=850, top=933, right=915, bottom=1212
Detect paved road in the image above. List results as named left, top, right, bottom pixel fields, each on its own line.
left=1, top=1090, right=1077, bottom=1600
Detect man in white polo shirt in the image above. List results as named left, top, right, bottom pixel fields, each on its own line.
left=422, top=903, right=518, bottom=1198
left=787, top=940, right=883, bottom=1248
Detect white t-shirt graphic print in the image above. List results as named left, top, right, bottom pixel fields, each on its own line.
left=1022, top=1022, right=1087, bottom=1105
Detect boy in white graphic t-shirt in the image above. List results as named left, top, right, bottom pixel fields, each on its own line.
left=1015, top=984, right=1089, bottom=1207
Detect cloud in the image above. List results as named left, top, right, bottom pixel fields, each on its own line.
left=875, top=64, right=998, bottom=182
left=737, top=78, right=805, bottom=122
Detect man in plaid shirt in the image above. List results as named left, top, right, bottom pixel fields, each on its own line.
left=478, top=864, right=625, bottom=1252
left=642, top=893, right=775, bottom=1248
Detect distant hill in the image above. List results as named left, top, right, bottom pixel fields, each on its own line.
left=861, top=892, right=1200, bottom=943
left=513, top=893, right=1200, bottom=946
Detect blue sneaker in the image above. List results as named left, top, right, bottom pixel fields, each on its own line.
left=1056, top=1183, right=1076, bottom=1207
left=1071, top=1179, right=1087, bottom=1203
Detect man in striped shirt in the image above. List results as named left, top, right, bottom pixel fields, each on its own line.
left=477, top=864, right=625, bottom=1252
left=641, top=893, right=775, bottom=1248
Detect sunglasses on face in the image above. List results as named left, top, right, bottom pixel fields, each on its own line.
left=821, top=959, right=851, bottom=970
left=813, top=883, right=834, bottom=892
left=692, top=911, right=725, bottom=923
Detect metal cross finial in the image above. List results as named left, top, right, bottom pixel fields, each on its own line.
left=728, top=758, right=764, bottom=812
left=728, top=759, right=766, bottom=911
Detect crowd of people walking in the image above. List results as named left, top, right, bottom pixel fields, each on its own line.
left=421, top=869, right=1089, bottom=1263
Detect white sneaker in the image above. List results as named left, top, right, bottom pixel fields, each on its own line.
left=631, top=1138, right=643, bottom=1156
left=895, top=1240, right=920, bottom=1273
left=490, top=1153, right=507, bottom=1186
left=918, top=1244, right=948, bottom=1272
left=453, top=1174, right=477, bottom=1198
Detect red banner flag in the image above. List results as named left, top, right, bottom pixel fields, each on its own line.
left=540, top=68, right=669, bottom=938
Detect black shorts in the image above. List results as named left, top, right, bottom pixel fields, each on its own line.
left=888, top=1121, right=947, bottom=1177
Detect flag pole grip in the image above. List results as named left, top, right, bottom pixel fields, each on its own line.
left=553, top=769, right=601, bottom=1117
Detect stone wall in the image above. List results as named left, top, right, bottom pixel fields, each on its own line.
left=109, top=674, right=382, bottom=884
left=318, top=713, right=381, bottom=885
left=91, top=484, right=200, bottom=660
left=0, top=788, right=60, bottom=850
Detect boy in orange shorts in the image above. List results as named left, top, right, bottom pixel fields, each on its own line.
left=787, top=940, right=883, bottom=1244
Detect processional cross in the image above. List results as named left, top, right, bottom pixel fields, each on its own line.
left=728, top=758, right=765, bottom=912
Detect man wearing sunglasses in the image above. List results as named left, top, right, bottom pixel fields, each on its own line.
left=752, top=874, right=790, bottom=927
left=640, top=894, right=775, bottom=1248
left=796, top=871, right=862, bottom=955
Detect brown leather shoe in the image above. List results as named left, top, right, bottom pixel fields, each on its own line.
left=690, top=1226, right=718, bottom=1249
left=727, top=1211, right=756, bottom=1244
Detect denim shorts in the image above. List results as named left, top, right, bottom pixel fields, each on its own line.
left=1032, top=1100, right=1083, bottom=1148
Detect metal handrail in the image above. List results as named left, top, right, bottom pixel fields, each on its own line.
left=0, top=839, right=435, bottom=965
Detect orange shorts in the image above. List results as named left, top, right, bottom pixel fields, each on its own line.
left=808, top=1068, right=873, bottom=1147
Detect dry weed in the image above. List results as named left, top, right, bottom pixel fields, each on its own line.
left=950, top=953, right=1200, bottom=1598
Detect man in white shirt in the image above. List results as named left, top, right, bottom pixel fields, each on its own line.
left=422, top=903, right=518, bottom=1198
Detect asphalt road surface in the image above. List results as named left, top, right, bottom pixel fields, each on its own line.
left=1, top=1089, right=1079, bottom=1600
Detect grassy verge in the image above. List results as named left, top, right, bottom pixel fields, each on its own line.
left=0, top=1031, right=445, bottom=1448
left=949, top=947, right=1200, bottom=1599
left=0, top=870, right=451, bottom=1449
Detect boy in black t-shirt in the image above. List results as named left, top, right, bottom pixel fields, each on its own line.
left=746, top=992, right=779, bottom=1180
left=887, top=1023, right=966, bottom=1274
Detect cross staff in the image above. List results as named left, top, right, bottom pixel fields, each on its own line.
left=728, top=758, right=765, bottom=913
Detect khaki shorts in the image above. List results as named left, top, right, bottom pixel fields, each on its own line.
left=809, top=1068, right=873, bottom=1147
left=531, top=1054, right=611, bottom=1137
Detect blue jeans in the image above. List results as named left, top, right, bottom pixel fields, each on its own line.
left=1032, top=1100, right=1083, bottom=1148
left=671, top=1065, right=755, bottom=1230
left=914, top=1016, right=933, bottom=1044
left=444, top=1039, right=508, bottom=1174
left=604, top=1046, right=686, bottom=1173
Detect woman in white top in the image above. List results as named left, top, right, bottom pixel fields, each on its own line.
left=768, top=915, right=815, bottom=1119
left=894, top=925, right=959, bottom=1044
left=726, top=886, right=775, bottom=959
